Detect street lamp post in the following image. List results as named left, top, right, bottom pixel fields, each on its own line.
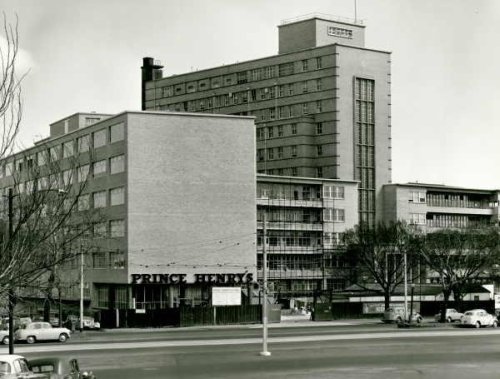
left=260, top=211, right=270, bottom=357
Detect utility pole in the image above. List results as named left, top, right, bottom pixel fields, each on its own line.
left=404, top=251, right=408, bottom=323
left=7, top=188, right=14, bottom=354
left=260, top=211, right=270, bottom=356
left=80, top=246, right=84, bottom=332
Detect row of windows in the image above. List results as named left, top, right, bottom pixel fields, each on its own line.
left=258, top=184, right=321, bottom=200
left=92, top=219, right=125, bottom=238
left=78, top=187, right=125, bottom=211
left=91, top=250, right=126, bottom=269
left=0, top=124, right=125, bottom=178
left=259, top=144, right=329, bottom=161
left=161, top=57, right=324, bottom=98
left=257, top=122, right=325, bottom=140
left=426, top=193, right=493, bottom=209
left=323, top=208, right=345, bottom=222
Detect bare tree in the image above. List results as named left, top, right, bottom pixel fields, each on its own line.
left=343, top=222, right=419, bottom=310
left=0, top=13, right=26, bottom=160
left=416, top=226, right=500, bottom=322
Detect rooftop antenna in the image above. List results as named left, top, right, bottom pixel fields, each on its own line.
left=354, top=0, right=358, bottom=23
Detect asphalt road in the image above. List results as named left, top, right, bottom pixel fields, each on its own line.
left=11, top=323, right=500, bottom=378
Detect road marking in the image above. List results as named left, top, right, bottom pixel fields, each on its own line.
left=10, top=328, right=500, bottom=354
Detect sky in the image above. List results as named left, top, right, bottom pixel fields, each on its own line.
left=1, top=0, right=500, bottom=189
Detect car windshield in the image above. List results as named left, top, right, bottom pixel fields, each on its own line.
left=464, top=311, right=474, bottom=315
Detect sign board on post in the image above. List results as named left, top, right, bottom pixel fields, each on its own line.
left=212, top=287, right=241, bottom=306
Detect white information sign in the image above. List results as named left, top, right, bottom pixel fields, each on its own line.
left=212, top=287, right=241, bottom=306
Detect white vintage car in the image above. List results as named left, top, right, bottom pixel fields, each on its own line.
left=15, top=321, right=71, bottom=344
left=0, top=354, right=46, bottom=378
left=460, top=309, right=498, bottom=328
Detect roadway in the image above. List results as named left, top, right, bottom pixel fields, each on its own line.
left=7, top=322, right=500, bottom=378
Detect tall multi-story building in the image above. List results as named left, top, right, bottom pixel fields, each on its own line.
left=141, top=14, right=392, bottom=226
left=256, top=174, right=358, bottom=301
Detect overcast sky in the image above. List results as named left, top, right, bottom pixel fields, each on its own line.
left=2, top=0, right=499, bottom=189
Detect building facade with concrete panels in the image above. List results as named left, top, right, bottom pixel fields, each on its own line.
left=0, top=111, right=257, bottom=313
left=141, top=14, right=392, bottom=227
left=256, top=174, right=358, bottom=301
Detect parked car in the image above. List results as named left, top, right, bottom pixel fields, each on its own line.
left=0, top=354, right=46, bottom=378
left=65, top=316, right=100, bottom=330
left=460, top=309, right=498, bottom=328
left=0, top=328, right=10, bottom=345
left=29, top=357, right=96, bottom=379
left=15, top=322, right=71, bottom=344
left=434, top=308, right=464, bottom=323
left=382, top=307, right=423, bottom=324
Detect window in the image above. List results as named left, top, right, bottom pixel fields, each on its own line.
left=302, top=103, right=309, bottom=115
left=78, top=164, right=90, bottom=183
left=93, top=129, right=106, bottom=148
left=93, top=222, right=107, bottom=238
left=49, top=146, right=60, bottom=161
left=92, top=252, right=107, bottom=269
left=278, top=125, right=284, bottom=137
left=277, top=147, right=283, bottom=159
left=410, top=213, right=426, bottom=225
left=324, top=208, right=345, bottom=222
left=291, top=145, right=297, bottom=157
left=316, top=79, right=322, bottom=91
left=302, top=81, right=308, bottom=93
left=317, top=167, right=323, bottom=177
left=110, top=155, right=125, bottom=174
left=237, top=71, right=248, bottom=84
left=257, top=149, right=264, bottom=161
left=62, top=169, right=73, bottom=185
left=78, top=135, right=90, bottom=152
left=110, top=123, right=125, bottom=143
left=78, top=194, right=90, bottom=211
left=62, top=141, right=74, bottom=158
left=324, top=185, right=345, bottom=199
left=93, top=160, right=107, bottom=177
left=268, top=127, right=274, bottom=139
left=316, top=100, right=322, bottom=113
left=93, top=191, right=107, bottom=208
left=316, top=122, right=323, bottom=135
left=110, top=220, right=125, bottom=237
left=163, top=86, right=173, bottom=97
left=278, top=62, right=294, bottom=77
left=85, top=117, right=100, bottom=126
left=302, top=59, right=308, bottom=71
left=110, top=250, right=125, bottom=269
left=316, top=57, right=322, bottom=69
left=409, top=191, right=426, bottom=203
left=291, top=124, right=297, bottom=135
left=37, top=151, right=47, bottom=166
left=317, top=145, right=323, bottom=156
left=110, top=187, right=125, bottom=206
left=268, top=149, right=274, bottom=160
left=5, top=162, right=12, bottom=177
left=291, top=167, right=298, bottom=176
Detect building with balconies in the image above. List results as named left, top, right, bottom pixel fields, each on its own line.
left=256, top=174, right=358, bottom=302
left=382, top=183, right=500, bottom=231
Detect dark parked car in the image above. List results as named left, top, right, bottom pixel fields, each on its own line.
left=29, top=357, right=96, bottom=379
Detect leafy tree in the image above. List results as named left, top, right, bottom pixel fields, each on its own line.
left=344, top=222, right=419, bottom=310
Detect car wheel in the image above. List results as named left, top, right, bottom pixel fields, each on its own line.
left=446, top=317, right=452, bottom=323
left=475, top=321, right=481, bottom=329
left=417, top=317, right=422, bottom=324
left=1, top=336, right=8, bottom=345
left=492, top=321, right=498, bottom=328
left=396, top=317, right=402, bottom=324
left=58, top=333, right=69, bottom=342
left=26, top=336, right=36, bottom=344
